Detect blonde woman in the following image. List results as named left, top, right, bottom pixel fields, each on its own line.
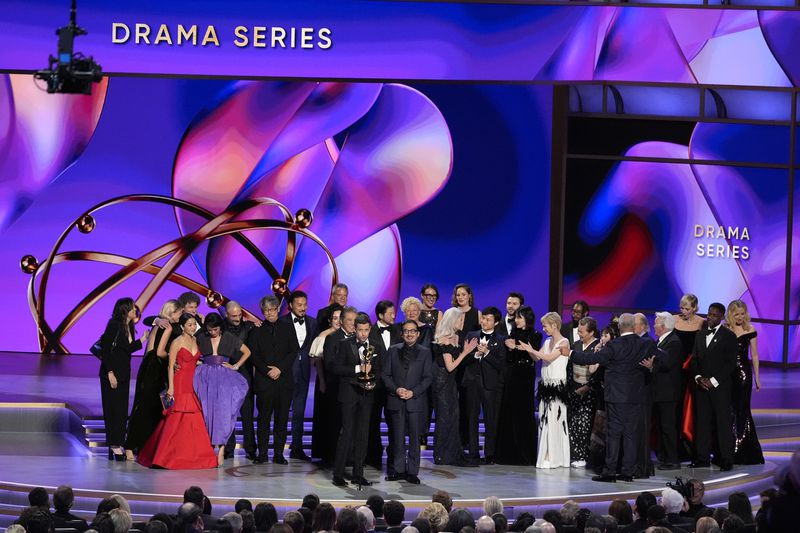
left=125, top=299, right=182, bottom=457
left=673, top=293, right=703, bottom=459
left=726, top=300, right=764, bottom=465
left=530, top=312, right=571, bottom=468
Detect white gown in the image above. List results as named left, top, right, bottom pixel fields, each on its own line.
left=536, top=337, right=571, bottom=469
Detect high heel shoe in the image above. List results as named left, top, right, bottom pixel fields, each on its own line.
left=107, top=448, right=114, bottom=461
left=110, top=447, right=126, bottom=461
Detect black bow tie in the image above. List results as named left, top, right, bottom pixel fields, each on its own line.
left=343, top=331, right=354, bottom=339
left=379, top=326, right=391, bottom=334
left=357, top=342, right=368, bottom=350
left=293, top=316, right=305, bottom=325
left=706, top=327, right=717, bottom=336
left=507, top=318, right=514, bottom=324
left=480, top=332, right=492, bottom=341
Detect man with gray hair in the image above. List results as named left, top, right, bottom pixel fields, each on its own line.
left=560, top=313, right=659, bottom=482
left=221, top=512, right=244, bottom=533
left=634, top=313, right=651, bottom=338
left=476, top=516, right=496, bottom=533
left=356, top=506, right=376, bottom=533
left=651, top=311, right=683, bottom=471
left=660, top=487, right=694, bottom=531
left=223, top=300, right=258, bottom=460
left=247, top=294, right=298, bottom=464
left=317, top=283, right=349, bottom=330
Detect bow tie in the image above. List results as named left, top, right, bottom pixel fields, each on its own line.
left=379, top=326, right=391, bottom=334
left=293, top=316, right=305, bottom=325
left=507, top=318, right=514, bottom=324
left=480, top=332, right=492, bottom=341
left=357, top=341, right=368, bottom=350
left=343, top=332, right=354, bottom=339
left=706, top=327, right=717, bottom=336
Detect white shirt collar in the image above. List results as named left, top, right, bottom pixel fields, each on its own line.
left=659, top=331, right=671, bottom=343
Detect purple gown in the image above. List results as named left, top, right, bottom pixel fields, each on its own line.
left=193, top=355, right=248, bottom=445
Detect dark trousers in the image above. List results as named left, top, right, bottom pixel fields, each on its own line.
left=100, top=375, right=129, bottom=447
left=255, top=381, right=292, bottom=459
left=290, top=357, right=310, bottom=453
left=694, top=385, right=734, bottom=465
left=466, top=385, right=500, bottom=458
left=654, top=401, right=679, bottom=464
left=334, top=394, right=373, bottom=478
left=389, top=407, right=422, bottom=475
left=225, top=375, right=256, bottom=456
left=603, top=402, right=639, bottom=476
left=367, top=385, right=395, bottom=474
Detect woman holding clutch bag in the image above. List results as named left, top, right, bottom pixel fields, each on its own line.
left=137, top=313, right=217, bottom=469
left=99, top=297, right=147, bottom=461
left=124, top=299, right=182, bottom=459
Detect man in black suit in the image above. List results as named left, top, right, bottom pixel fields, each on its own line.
left=383, top=320, right=434, bottom=484
left=280, top=290, right=318, bottom=462
left=561, top=313, right=658, bottom=482
left=689, top=302, right=737, bottom=471
left=331, top=312, right=384, bottom=487
left=316, top=283, right=349, bottom=330
left=247, top=295, right=297, bottom=464
left=462, top=306, right=507, bottom=465
left=367, top=300, right=402, bottom=473
left=560, top=300, right=589, bottom=344
left=223, top=300, right=257, bottom=460
left=650, top=312, right=683, bottom=470
left=497, top=292, right=524, bottom=337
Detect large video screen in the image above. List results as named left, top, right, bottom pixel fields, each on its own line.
left=563, top=117, right=797, bottom=362
left=0, top=75, right=552, bottom=353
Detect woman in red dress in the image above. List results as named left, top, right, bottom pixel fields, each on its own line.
left=137, top=313, right=217, bottom=469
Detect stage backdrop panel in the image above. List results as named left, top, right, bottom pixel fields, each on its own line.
left=0, top=76, right=551, bottom=353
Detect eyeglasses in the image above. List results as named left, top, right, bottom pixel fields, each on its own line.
left=402, top=329, right=419, bottom=334
left=422, top=293, right=437, bottom=298
left=264, top=307, right=279, bottom=313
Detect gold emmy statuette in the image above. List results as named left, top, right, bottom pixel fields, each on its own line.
left=357, top=344, right=376, bottom=390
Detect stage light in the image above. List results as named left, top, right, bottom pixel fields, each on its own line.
left=33, top=0, right=103, bottom=95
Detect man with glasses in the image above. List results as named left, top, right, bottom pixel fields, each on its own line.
left=383, top=320, right=433, bottom=484
left=247, top=295, right=297, bottom=464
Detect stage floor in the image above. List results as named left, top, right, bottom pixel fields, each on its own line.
left=0, top=430, right=778, bottom=510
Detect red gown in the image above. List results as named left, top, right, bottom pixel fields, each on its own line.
left=137, top=347, right=217, bottom=469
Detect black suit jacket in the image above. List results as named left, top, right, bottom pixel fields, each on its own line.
left=246, top=320, right=297, bottom=390
left=279, top=313, right=318, bottom=382
left=652, top=331, right=683, bottom=402
left=560, top=321, right=580, bottom=345
left=383, top=343, right=433, bottom=412
left=689, top=325, right=737, bottom=389
left=99, top=320, right=142, bottom=382
left=570, top=333, right=658, bottom=403
left=329, top=337, right=386, bottom=403
left=461, top=331, right=506, bottom=391
left=497, top=316, right=517, bottom=337
left=370, top=323, right=402, bottom=352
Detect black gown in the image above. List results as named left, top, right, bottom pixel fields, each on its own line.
left=125, top=325, right=179, bottom=451
left=495, top=328, right=542, bottom=465
left=432, top=343, right=466, bottom=465
left=458, top=307, right=480, bottom=446
left=675, top=328, right=700, bottom=460
left=733, top=331, right=764, bottom=464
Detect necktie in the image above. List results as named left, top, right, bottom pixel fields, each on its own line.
left=294, top=316, right=305, bottom=325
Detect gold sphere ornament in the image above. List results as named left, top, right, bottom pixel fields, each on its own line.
left=76, top=214, right=96, bottom=233
left=206, top=291, right=224, bottom=309
left=271, top=277, right=288, bottom=296
left=21, top=254, right=39, bottom=274
left=293, top=208, right=313, bottom=229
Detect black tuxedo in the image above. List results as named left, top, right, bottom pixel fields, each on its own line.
left=247, top=320, right=297, bottom=459
left=560, top=321, right=580, bottom=345
left=367, top=323, right=401, bottom=471
left=571, top=333, right=658, bottom=476
left=689, top=325, right=737, bottom=466
left=652, top=331, right=683, bottom=464
left=462, top=330, right=506, bottom=459
left=329, top=336, right=385, bottom=478
left=223, top=320, right=257, bottom=456
left=497, top=315, right=516, bottom=337
left=279, top=313, right=318, bottom=455
left=383, top=342, right=433, bottom=475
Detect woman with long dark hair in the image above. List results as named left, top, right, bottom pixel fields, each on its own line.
left=496, top=306, right=543, bottom=465
left=99, top=297, right=146, bottom=461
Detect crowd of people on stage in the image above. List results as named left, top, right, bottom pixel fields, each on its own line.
left=11, top=473, right=800, bottom=533
left=96, top=282, right=765, bottom=484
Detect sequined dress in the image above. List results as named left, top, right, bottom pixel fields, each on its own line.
left=733, top=331, right=764, bottom=465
